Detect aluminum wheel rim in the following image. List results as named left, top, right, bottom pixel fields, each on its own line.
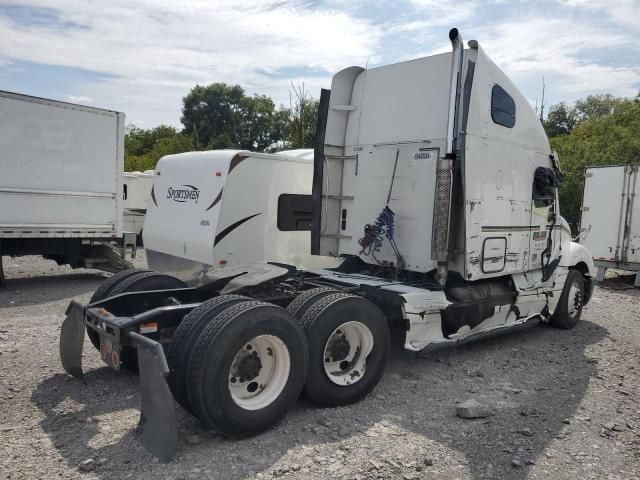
left=567, top=281, right=583, bottom=318
left=322, top=321, right=374, bottom=386
left=228, top=335, right=291, bottom=410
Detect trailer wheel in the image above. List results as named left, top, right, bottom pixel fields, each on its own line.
left=299, top=293, right=389, bottom=406
left=167, top=294, right=251, bottom=412
left=86, top=268, right=150, bottom=350
left=286, top=287, right=340, bottom=319
left=550, top=269, right=585, bottom=329
left=187, top=301, right=307, bottom=437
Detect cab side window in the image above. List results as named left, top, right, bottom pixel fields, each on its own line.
left=491, top=84, right=516, bottom=128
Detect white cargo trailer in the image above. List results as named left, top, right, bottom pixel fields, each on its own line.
left=0, top=90, right=134, bottom=285
left=580, top=164, right=640, bottom=284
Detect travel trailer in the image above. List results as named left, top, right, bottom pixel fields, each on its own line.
left=142, top=149, right=337, bottom=282
left=0, top=91, right=133, bottom=285
left=60, top=29, right=595, bottom=461
left=122, top=170, right=154, bottom=241
left=580, top=164, right=640, bottom=285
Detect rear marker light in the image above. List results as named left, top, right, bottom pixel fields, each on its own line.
left=111, top=351, right=119, bottom=367
left=219, top=259, right=227, bottom=265
left=216, top=171, right=222, bottom=177
left=140, top=322, right=158, bottom=334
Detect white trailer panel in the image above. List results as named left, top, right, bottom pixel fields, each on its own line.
left=581, top=164, right=640, bottom=281
left=122, top=170, right=154, bottom=236
left=0, top=90, right=124, bottom=238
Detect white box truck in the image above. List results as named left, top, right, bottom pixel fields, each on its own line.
left=0, top=90, right=134, bottom=285
left=580, top=164, right=640, bottom=284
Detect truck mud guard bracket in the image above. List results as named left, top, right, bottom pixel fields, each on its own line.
left=60, top=302, right=178, bottom=462
left=129, top=331, right=178, bottom=463
left=60, top=300, right=85, bottom=380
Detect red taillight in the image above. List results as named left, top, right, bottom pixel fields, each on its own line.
left=111, top=351, right=119, bottom=367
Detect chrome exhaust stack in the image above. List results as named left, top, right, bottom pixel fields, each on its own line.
left=432, top=27, right=464, bottom=287
left=446, top=27, right=464, bottom=154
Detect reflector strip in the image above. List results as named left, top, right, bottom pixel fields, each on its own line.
left=140, top=322, right=158, bottom=334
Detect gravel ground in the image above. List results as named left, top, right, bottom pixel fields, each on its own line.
left=1, top=254, right=639, bottom=480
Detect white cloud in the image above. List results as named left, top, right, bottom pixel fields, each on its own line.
left=66, top=94, right=92, bottom=104
left=0, top=0, right=381, bottom=125
left=0, top=0, right=637, bottom=127
left=476, top=18, right=640, bottom=101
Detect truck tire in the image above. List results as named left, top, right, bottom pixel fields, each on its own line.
left=187, top=301, right=307, bottom=437
left=86, top=268, right=150, bottom=350
left=110, top=271, right=187, bottom=370
left=298, top=293, right=389, bottom=406
left=286, top=287, right=340, bottom=319
left=550, top=269, right=585, bottom=329
left=107, top=271, right=187, bottom=297
left=91, top=270, right=186, bottom=370
left=90, top=268, right=150, bottom=304
left=167, top=294, right=251, bottom=412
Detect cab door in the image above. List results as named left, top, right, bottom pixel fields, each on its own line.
left=529, top=165, right=562, bottom=277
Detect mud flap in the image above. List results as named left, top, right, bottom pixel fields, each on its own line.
left=60, top=300, right=85, bottom=379
left=129, top=331, right=178, bottom=462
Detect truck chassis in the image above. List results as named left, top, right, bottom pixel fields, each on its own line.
left=60, top=261, right=589, bottom=461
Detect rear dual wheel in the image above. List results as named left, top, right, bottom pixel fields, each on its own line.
left=167, top=294, right=250, bottom=412
left=173, top=298, right=307, bottom=437
left=290, top=291, right=390, bottom=406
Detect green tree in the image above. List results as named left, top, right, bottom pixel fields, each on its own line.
left=181, top=83, right=283, bottom=151
left=267, top=84, right=320, bottom=152
left=544, top=94, right=624, bottom=138
left=124, top=125, right=194, bottom=171
left=551, top=98, right=640, bottom=226
left=575, top=94, right=622, bottom=122
left=544, top=102, right=577, bottom=137
left=287, top=84, right=319, bottom=149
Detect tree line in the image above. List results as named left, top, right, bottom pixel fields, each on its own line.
left=124, top=82, right=318, bottom=172
left=125, top=83, right=640, bottom=229
left=544, top=94, right=640, bottom=227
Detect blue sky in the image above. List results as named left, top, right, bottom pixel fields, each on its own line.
left=1, top=0, right=638, bottom=128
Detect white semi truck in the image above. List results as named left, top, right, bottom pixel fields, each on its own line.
left=60, top=29, right=596, bottom=461
left=0, top=91, right=135, bottom=285
left=580, top=164, right=640, bottom=285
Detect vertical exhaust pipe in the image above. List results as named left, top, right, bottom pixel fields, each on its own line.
left=432, top=28, right=464, bottom=286
left=446, top=27, right=464, bottom=155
